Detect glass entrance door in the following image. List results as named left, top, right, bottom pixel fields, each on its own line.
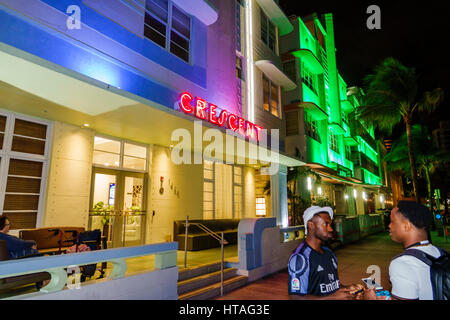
left=89, top=168, right=146, bottom=248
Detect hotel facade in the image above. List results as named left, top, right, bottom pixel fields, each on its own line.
left=279, top=13, right=390, bottom=217
left=0, top=0, right=305, bottom=247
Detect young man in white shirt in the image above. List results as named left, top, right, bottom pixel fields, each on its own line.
left=365, top=201, right=446, bottom=300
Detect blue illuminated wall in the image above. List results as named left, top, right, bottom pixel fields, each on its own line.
left=0, top=0, right=240, bottom=117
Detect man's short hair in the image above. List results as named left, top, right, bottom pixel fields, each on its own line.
left=397, top=201, right=433, bottom=231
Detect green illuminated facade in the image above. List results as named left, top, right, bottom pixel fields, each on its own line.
left=280, top=13, right=386, bottom=215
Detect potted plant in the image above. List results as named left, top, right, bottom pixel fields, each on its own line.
left=92, top=201, right=114, bottom=237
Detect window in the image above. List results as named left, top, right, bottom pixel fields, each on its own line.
left=0, top=112, right=50, bottom=230
left=286, top=111, right=299, bottom=136
left=93, top=136, right=147, bottom=172
left=305, top=113, right=321, bottom=143
left=260, top=9, right=276, bottom=53
left=301, top=62, right=317, bottom=95
left=203, top=161, right=243, bottom=219
left=345, top=145, right=352, bottom=160
left=283, top=60, right=296, bottom=82
left=144, top=0, right=191, bottom=62
left=329, top=130, right=340, bottom=154
left=262, top=75, right=280, bottom=118
left=256, top=197, right=266, bottom=216
left=236, top=55, right=244, bottom=80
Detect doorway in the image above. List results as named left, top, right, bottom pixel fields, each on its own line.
left=89, top=168, right=147, bottom=248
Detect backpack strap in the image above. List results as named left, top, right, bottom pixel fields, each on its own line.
left=393, top=248, right=433, bottom=266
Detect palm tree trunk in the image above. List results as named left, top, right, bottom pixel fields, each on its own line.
left=424, top=165, right=432, bottom=205
left=405, top=118, right=420, bottom=202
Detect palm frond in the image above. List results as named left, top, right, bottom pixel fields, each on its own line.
left=417, top=88, right=445, bottom=114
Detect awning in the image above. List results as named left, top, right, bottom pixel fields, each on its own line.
left=341, top=99, right=354, bottom=112
left=292, top=49, right=324, bottom=74
left=307, top=162, right=383, bottom=188
left=255, top=60, right=297, bottom=91
left=256, top=0, right=294, bottom=36
left=299, top=102, right=328, bottom=120
left=344, top=136, right=358, bottom=146
left=328, top=122, right=346, bottom=135
left=172, top=0, right=218, bottom=26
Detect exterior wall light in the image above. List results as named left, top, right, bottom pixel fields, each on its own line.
left=307, top=177, right=312, bottom=190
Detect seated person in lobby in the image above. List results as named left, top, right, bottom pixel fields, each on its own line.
left=0, top=216, right=39, bottom=259
left=288, top=206, right=364, bottom=300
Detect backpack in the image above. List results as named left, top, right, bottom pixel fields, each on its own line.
left=395, top=247, right=450, bottom=300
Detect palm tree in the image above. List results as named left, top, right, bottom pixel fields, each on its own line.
left=383, top=125, right=450, bottom=204
left=357, top=58, right=444, bottom=202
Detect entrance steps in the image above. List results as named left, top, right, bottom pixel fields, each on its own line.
left=178, top=261, right=248, bottom=300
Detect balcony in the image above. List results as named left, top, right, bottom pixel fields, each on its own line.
left=328, top=122, right=346, bottom=135
left=349, top=119, right=377, bottom=151
left=255, top=60, right=297, bottom=91
left=351, top=151, right=380, bottom=177
left=299, top=101, right=328, bottom=121
left=292, top=49, right=324, bottom=74
left=344, top=136, right=358, bottom=146
left=360, top=152, right=380, bottom=177
left=256, top=0, right=294, bottom=35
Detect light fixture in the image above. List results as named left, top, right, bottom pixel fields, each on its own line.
left=318, top=187, right=322, bottom=195
left=353, top=189, right=357, bottom=198
left=363, top=192, right=367, bottom=201
left=307, top=177, right=312, bottom=190
left=344, top=194, right=349, bottom=200
left=83, top=123, right=89, bottom=127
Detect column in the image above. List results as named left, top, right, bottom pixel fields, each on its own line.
left=270, top=164, right=288, bottom=227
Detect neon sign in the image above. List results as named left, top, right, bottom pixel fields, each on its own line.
left=178, top=92, right=263, bottom=141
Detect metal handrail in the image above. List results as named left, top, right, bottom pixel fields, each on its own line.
left=183, top=216, right=228, bottom=296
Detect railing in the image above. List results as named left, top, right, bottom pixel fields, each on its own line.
left=0, top=242, right=178, bottom=299
left=88, top=210, right=147, bottom=247
left=183, top=216, right=228, bottom=296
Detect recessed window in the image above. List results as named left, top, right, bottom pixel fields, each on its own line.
left=305, top=113, right=321, bottom=143
left=301, top=62, right=317, bottom=95
left=329, top=130, right=340, bottom=154
left=143, top=0, right=191, bottom=62
left=263, top=75, right=280, bottom=118
left=283, top=60, right=296, bottom=82
left=260, top=9, right=276, bottom=53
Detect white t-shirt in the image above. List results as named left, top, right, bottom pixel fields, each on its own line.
left=389, top=244, right=442, bottom=300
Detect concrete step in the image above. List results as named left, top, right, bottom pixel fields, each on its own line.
left=178, top=262, right=222, bottom=282
left=178, top=267, right=237, bottom=295
left=178, top=275, right=248, bottom=300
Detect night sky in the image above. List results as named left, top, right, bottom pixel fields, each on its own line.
left=278, top=0, right=450, bottom=136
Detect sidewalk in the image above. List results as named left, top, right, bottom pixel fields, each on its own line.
left=215, top=231, right=450, bottom=300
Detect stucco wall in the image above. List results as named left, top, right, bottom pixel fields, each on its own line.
left=146, top=145, right=203, bottom=243
left=43, top=122, right=94, bottom=228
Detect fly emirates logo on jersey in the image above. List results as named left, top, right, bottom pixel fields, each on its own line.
left=320, top=273, right=340, bottom=294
